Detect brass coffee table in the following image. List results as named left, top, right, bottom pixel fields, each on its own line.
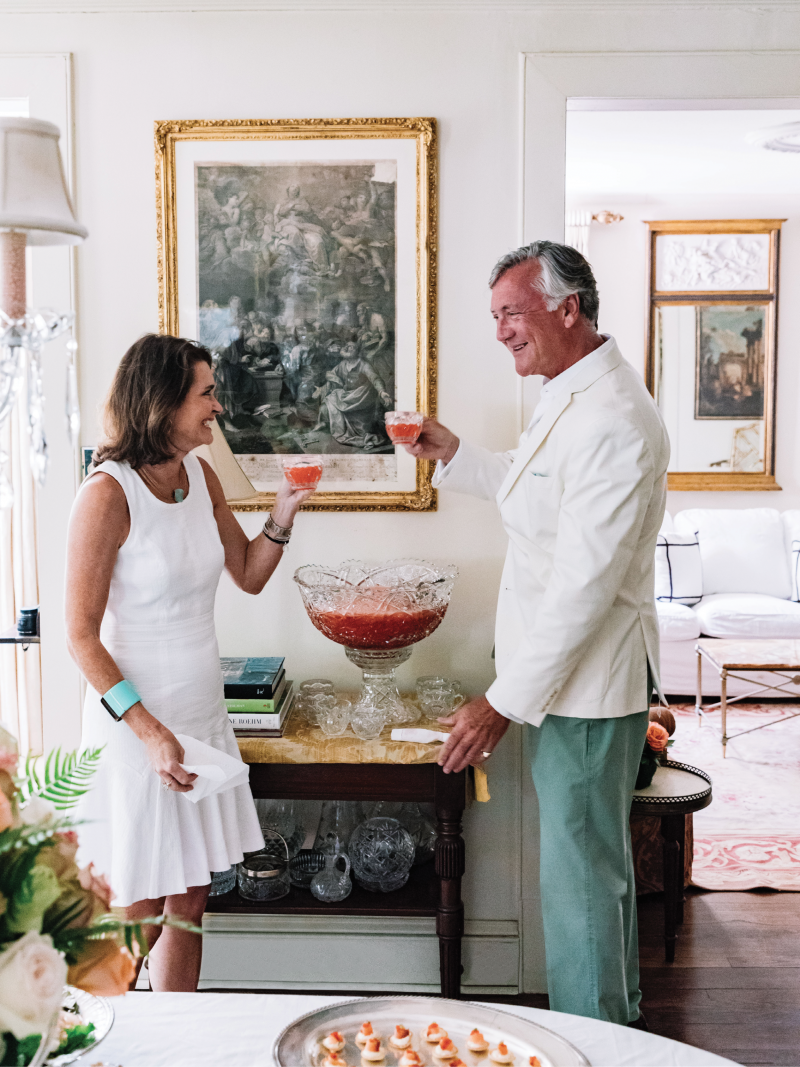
left=695, top=638, right=800, bottom=755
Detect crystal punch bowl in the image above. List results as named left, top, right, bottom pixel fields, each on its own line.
left=294, top=559, right=458, bottom=650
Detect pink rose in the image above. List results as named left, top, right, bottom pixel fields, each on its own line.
left=77, top=864, right=114, bottom=911
left=0, top=791, right=12, bottom=833
left=0, top=748, right=17, bottom=775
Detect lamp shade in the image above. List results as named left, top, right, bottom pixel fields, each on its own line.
left=0, top=117, right=87, bottom=245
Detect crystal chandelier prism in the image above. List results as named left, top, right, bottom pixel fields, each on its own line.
left=0, top=117, right=88, bottom=508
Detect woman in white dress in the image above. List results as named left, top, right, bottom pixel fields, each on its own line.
left=65, top=334, right=314, bottom=991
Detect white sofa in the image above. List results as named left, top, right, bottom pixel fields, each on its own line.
left=657, top=508, right=800, bottom=697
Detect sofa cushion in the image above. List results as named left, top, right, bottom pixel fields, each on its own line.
left=696, top=592, right=800, bottom=639
left=781, top=511, right=800, bottom=601
left=674, top=508, right=791, bottom=599
left=656, top=601, right=701, bottom=642
left=655, top=532, right=702, bottom=605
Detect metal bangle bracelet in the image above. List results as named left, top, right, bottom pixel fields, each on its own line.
left=265, top=513, right=293, bottom=538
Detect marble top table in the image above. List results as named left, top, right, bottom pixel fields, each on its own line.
left=695, top=639, right=800, bottom=755
left=74, top=992, right=741, bottom=1067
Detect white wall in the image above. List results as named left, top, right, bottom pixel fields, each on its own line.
left=5, top=0, right=800, bottom=993
left=579, top=194, right=800, bottom=515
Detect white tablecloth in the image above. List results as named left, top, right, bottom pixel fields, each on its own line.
left=74, top=992, right=741, bottom=1067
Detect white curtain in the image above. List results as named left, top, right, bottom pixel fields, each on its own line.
left=0, top=373, right=43, bottom=756
left=565, top=210, right=592, bottom=258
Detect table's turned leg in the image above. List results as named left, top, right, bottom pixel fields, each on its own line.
left=434, top=767, right=466, bottom=998
left=721, top=670, right=728, bottom=758
left=661, top=812, right=684, bottom=963
left=677, top=817, right=686, bottom=926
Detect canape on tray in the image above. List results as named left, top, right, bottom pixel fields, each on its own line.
left=355, top=1022, right=377, bottom=1048
left=467, top=1028, right=489, bottom=1052
left=433, top=1035, right=459, bottom=1059
left=490, top=1041, right=514, bottom=1064
left=322, top=1031, right=346, bottom=1052
left=361, top=1035, right=386, bottom=1061
left=423, top=1022, right=448, bottom=1043
left=389, top=1025, right=412, bottom=1050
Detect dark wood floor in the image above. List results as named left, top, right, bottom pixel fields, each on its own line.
left=638, top=887, right=800, bottom=1066
left=486, top=888, right=800, bottom=1067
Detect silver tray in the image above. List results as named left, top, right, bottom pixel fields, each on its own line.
left=48, top=986, right=114, bottom=1065
left=273, top=996, right=590, bottom=1067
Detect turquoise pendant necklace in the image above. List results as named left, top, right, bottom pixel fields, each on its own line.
left=173, top=488, right=185, bottom=503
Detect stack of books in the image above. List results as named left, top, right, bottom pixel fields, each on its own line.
left=221, top=657, right=294, bottom=737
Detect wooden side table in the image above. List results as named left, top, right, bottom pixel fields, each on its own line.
left=206, top=712, right=467, bottom=997
left=631, top=760, right=712, bottom=963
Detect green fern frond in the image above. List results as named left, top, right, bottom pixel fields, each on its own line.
left=19, top=747, right=103, bottom=811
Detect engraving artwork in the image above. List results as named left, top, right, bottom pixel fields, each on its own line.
left=656, top=233, right=770, bottom=291
left=696, top=305, right=766, bottom=420
left=196, top=161, right=397, bottom=481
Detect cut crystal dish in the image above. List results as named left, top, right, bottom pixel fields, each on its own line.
left=294, top=560, right=458, bottom=728
left=294, top=559, right=457, bottom=651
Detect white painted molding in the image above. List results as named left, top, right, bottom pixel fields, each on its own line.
left=518, top=45, right=800, bottom=990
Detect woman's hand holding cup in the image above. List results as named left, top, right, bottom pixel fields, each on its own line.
left=272, top=458, right=322, bottom=526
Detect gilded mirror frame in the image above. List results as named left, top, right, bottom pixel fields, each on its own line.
left=155, top=117, right=438, bottom=512
left=645, top=219, right=783, bottom=491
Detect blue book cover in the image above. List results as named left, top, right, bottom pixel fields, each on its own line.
left=221, top=657, right=285, bottom=697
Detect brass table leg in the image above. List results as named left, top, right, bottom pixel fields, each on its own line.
left=721, top=669, right=728, bottom=758
left=695, top=648, right=703, bottom=722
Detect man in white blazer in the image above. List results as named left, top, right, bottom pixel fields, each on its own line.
left=407, top=241, right=669, bottom=1027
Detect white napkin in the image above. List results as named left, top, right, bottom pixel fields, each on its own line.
left=391, top=728, right=451, bottom=744
left=175, top=734, right=250, bottom=803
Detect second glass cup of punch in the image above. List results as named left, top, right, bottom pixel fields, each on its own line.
left=384, top=410, right=424, bottom=446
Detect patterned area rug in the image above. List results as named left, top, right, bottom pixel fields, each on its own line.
left=668, top=704, right=800, bottom=890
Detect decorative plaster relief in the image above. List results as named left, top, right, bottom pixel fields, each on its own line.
left=655, top=233, right=770, bottom=292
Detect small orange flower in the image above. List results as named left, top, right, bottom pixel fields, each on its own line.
left=67, top=939, right=136, bottom=996
left=646, top=722, right=670, bottom=753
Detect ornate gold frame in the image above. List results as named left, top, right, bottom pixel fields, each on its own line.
left=644, top=219, right=783, bottom=491
left=155, top=117, right=437, bottom=511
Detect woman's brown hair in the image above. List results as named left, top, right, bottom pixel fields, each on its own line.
left=94, top=334, right=213, bottom=469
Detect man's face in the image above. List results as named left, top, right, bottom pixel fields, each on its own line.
left=490, top=261, right=568, bottom=378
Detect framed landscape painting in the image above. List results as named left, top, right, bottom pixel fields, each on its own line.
left=645, top=219, right=782, bottom=491
left=155, top=118, right=437, bottom=511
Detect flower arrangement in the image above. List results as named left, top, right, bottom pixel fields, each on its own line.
left=0, top=725, right=193, bottom=1066
left=635, top=708, right=676, bottom=790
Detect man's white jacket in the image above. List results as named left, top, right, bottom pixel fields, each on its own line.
left=433, top=338, right=670, bottom=726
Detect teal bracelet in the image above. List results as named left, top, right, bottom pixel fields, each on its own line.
left=100, top=680, right=141, bottom=722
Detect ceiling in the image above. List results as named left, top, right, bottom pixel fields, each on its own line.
left=566, top=108, right=800, bottom=198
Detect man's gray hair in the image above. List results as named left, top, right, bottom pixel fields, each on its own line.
left=488, top=240, right=600, bottom=326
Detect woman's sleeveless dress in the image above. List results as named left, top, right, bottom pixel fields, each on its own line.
left=74, top=452, right=264, bottom=907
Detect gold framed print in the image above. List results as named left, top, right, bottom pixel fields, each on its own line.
left=155, top=117, right=437, bottom=511
left=645, top=219, right=783, bottom=491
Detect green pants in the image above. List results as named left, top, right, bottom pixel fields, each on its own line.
left=529, top=711, right=649, bottom=1025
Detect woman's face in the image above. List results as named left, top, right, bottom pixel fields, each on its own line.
left=170, top=361, right=223, bottom=454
